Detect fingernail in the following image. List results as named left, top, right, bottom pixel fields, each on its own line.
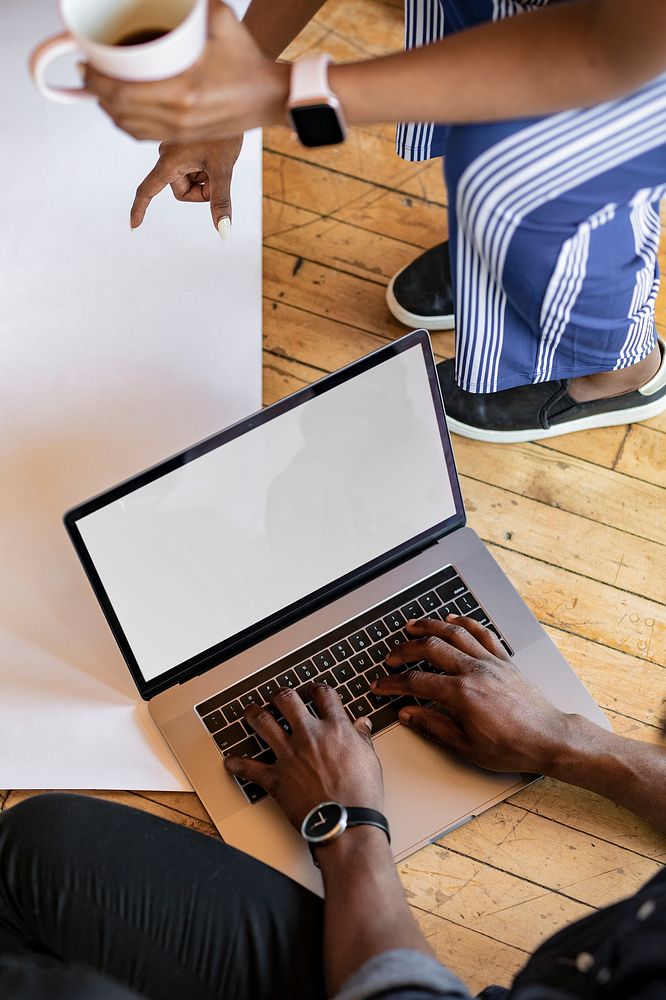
left=399, top=710, right=413, bottom=723
left=406, top=619, right=418, bottom=628
left=76, top=61, right=86, bottom=80
left=217, top=216, right=231, bottom=240
left=446, top=614, right=457, bottom=622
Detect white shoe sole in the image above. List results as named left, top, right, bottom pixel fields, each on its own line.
left=447, top=390, right=666, bottom=443
left=386, top=276, right=455, bottom=331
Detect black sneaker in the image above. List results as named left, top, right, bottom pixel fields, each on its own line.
left=436, top=338, right=666, bottom=443
left=387, top=241, right=455, bottom=331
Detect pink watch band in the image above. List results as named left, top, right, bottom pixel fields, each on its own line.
left=288, top=53, right=336, bottom=105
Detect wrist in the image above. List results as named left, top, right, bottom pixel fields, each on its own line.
left=315, top=823, right=391, bottom=874
left=543, top=713, right=617, bottom=783
left=257, top=61, right=291, bottom=127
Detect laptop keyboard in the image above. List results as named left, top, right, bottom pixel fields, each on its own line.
left=195, top=565, right=512, bottom=804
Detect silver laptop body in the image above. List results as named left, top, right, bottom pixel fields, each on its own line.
left=65, top=331, right=608, bottom=895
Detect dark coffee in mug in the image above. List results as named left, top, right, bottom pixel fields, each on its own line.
left=114, top=27, right=170, bottom=46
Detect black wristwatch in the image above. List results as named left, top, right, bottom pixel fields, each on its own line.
left=301, top=801, right=390, bottom=866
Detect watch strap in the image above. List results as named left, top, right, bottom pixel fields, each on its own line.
left=307, top=805, right=390, bottom=868
left=289, top=53, right=335, bottom=105
left=345, top=807, right=391, bottom=841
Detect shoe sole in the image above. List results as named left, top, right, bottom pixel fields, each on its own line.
left=446, top=390, right=666, bottom=443
left=386, top=277, right=455, bottom=332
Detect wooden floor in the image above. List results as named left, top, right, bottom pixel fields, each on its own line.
left=3, top=1, right=666, bottom=992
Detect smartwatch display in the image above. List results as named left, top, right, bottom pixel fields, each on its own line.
left=287, top=54, right=347, bottom=148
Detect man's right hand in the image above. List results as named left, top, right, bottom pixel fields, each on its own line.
left=130, top=137, right=243, bottom=236
left=373, top=615, right=574, bottom=775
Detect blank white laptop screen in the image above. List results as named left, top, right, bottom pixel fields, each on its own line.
left=76, top=344, right=457, bottom=682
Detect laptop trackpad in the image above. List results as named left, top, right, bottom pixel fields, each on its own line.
left=376, top=723, right=525, bottom=857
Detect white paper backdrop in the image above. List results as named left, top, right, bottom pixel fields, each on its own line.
left=0, top=0, right=261, bottom=790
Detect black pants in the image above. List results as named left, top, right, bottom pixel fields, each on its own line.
left=0, top=794, right=326, bottom=1000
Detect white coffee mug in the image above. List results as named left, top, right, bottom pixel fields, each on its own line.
left=30, top=0, right=208, bottom=104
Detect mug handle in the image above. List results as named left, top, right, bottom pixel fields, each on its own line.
left=29, top=33, right=92, bottom=104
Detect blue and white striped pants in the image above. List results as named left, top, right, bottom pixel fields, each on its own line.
left=397, top=1, right=666, bottom=392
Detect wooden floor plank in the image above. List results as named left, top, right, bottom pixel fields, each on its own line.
left=453, top=438, right=665, bottom=546
left=463, top=475, right=666, bottom=605
left=412, top=909, right=527, bottom=993
left=544, top=627, right=666, bottom=729
left=264, top=150, right=448, bottom=246
left=439, top=801, right=662, bottom=909
left=614, top=424, right=666, bottom=490
left=512, top=773, right=666, bottom=862
left=401, top=844, right=592, bottom=955
left=265, top=197, right=415, bottom=283
left=489, top=546, right=666, bottom=667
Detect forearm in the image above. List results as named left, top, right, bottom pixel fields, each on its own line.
left=317, top=826, right=433, bottom=996
left=546, top=716, right=666, bottom=834
left=328, top=0, right=666, bottom=127
left=243, top=0, right=327, bottom=61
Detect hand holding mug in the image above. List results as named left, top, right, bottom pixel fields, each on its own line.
left=84, top=3, right=290, bottom=142
left=30, top=0, right=209, bottom=104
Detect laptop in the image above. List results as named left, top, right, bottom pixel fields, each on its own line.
left=65, top=330, right=608, bottom=894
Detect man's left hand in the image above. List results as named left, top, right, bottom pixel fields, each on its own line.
left=224, top=683, right=384, bottom=830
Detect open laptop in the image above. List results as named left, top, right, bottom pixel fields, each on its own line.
left=65, top=330, right=608, bottom=894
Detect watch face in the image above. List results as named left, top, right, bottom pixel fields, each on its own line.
left=289, top=104, right=346, bottom=147
left=302, top=802, right=347, bottom=842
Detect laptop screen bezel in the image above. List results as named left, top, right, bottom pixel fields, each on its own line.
left=64, top=331, right=466, bottom=700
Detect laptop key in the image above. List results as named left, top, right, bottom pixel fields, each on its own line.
left=294, top=660, right=317, bottom=683
left=438, top=603, right=458, bottom=620
left=222, top=700, right=243, bottom=724
left=469, top=608, right=491, bottom=627
left=369, top=641, right=389, bottom=664
left=401, top=600, right=424, bottom=621
left=242, top=783, right=268, bottom=804
left=274, top=716, right=292, bottom=735
left=501, top=639, right=514, bottom=656
left=363, top=663, right=388, bottom=684
left=222, top=735, right=261, bottom=759
left=366, top=620, right=389, bottom=641
left=436, top=577, right=467, bottom=603
left=313, top=650, right=335, bottom=672
left=214, top=722, right=249, bottom=754
left=276, top=669, right=298, bottom=689
left=351, top=652, right=372, bottom=673
left=348, top=675, right=371, bottom=698
left=316, top=670, right=339, bottom=688
left=384, top=611, right=406, bottom=631
left=332, top=662, right=354, bottom=684
left=368, top=691, right=390, bottom=709
left=240, top=690, right=262, bottom=709
left=368, top=701, right=401, bottom=734
left=259, top=679, right=281, bottom=701
left=202, top=710, right=225, bottom=734
left=332, top=639, right=354, bottom=662
left=348, top=629, right=371, bottom=652
left=385, top=632, right=408, bottom=651
left=336, top=685, right=353, bottom=706
left=420, top=590, right=440, bottom=613
left=347, top=696, right=372, bottom=720
left=256, top=748, right=277, bottom=765
left=456, top=592, right=478, bottom=615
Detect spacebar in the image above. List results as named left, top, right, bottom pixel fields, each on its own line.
left=368, top=701, right=402, bottom=736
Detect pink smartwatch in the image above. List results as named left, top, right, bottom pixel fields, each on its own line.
left=287, top=53, right=347, bottom=147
